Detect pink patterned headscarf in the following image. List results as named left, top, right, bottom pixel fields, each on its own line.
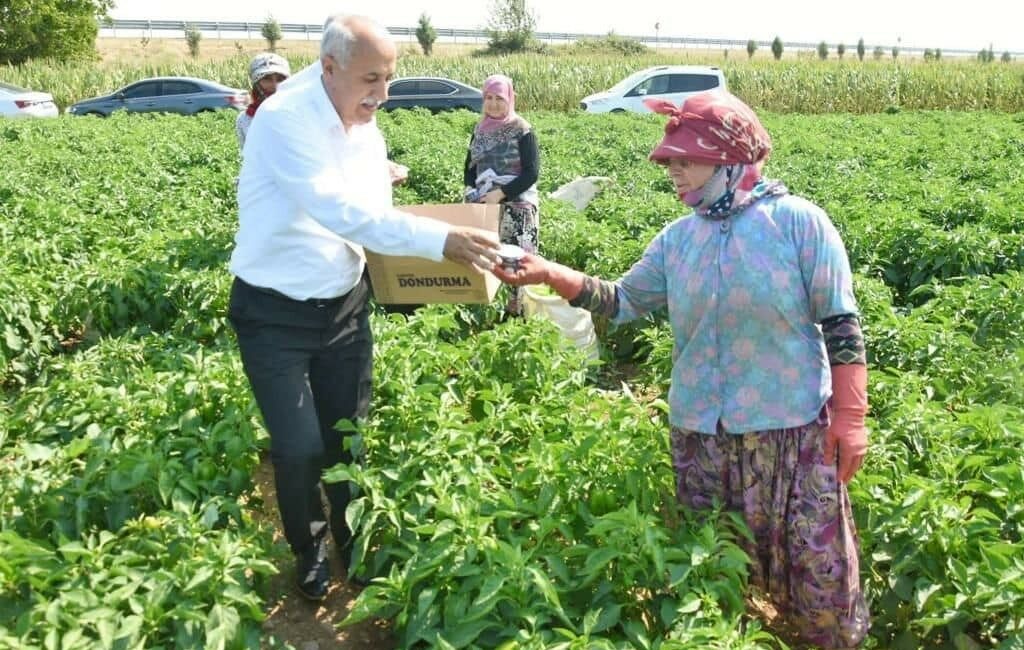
left=475, top=74, right=518, bottom=135
left=646, top=91, right=783, bottom=216
left=645, top=90, right=772, bottom=171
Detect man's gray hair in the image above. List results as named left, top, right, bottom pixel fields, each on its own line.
left=320, top=14, right=393, bottom=68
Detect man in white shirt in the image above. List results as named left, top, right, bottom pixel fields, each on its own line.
left=278, top=13, right=409, bottom=186
left=228, top=14, right=498, bottom=601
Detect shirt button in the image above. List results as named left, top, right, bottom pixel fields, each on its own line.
left=720, top=222, right=729, bottom=232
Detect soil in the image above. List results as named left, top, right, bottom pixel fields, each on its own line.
left=251, top=458, right=395, bottom=650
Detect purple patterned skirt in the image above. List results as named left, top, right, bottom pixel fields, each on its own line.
left=670, top=414, right=870, bottom=649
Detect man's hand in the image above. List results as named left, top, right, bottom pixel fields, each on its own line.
left=442, top=227, right=501, bottom=273
left=388, top=161, right=409, bottom=187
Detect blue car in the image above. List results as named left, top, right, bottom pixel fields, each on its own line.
left=68, top=76, right=248, bottom=117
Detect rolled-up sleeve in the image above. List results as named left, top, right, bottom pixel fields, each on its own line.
left=251, top=107, right=450, bottom=261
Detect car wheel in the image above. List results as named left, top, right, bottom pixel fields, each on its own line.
left=610, top=108, right=626, bottom=114
left=84, top=112, right=105, bottom=118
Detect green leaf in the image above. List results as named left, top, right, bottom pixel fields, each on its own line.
left=184, top=567, right=215, bottom=594
left=61, top=627, right=85, bottom=650
left=340, top=588, right=388, bottom=627
left=204, top=604, right=240, bottom=650
left=23, top=442, right=55, bottom=463
left=915, top=582, right=943, bottom=613
left=690, top=545, right=710, bottom=567
left=57, top=541, right=89, bottom=563
left=677, top=593, right=701, bottom=614
left=346, top=498, right=366, bottom=533
left=591, top=603, right=622, bottom=633
left=96, top=619, right=115, bottom=647
left=623, top=620, right=651, bottom=650
left=442, top=619, right=495, bottom=649
left=472, top=575, right=505, bottom=608
left=527, top=566, right=568, bottom=623
left=4, top=327, right=23, bottom=352
left=66, top=437, right=91, bottom=459
left=582, top=547, right=620, bottom=576
left=201, top=502, right=220, bottom=529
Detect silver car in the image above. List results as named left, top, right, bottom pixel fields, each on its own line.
left=67, top=76, right=248, bottom=117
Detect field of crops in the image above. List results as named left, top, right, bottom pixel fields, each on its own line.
left=1, top=105, right=1023, bottom=649
left=4, top=50, right=1024, bottom=114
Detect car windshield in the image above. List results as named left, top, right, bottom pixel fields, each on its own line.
left=607, top=71, right=652, bottom=94
left=0, top=81, right=29, bottom=94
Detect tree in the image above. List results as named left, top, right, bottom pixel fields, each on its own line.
left=891, top=44, right=899, bottom=60
left=817, top=41, right=828, bottom=60
left=923, top=48, right=935, bottom=61
left=856, top=38, right=865, bottom=61
left=415, top=13, right=437, bottom=55
left=836, top=42, right=846, bottom=59
left=977, top=47, right=994, bottom=63
left=487, top=0, right=537, bottom=53
left=185, top=24, right=202, bottom=59
left=935, top=48, right=942, bottom=61
left=746, top=39, right=757, bottom=59
left=261, top=16, right=282, bottom=52
left=1002, top=51, right=1012, bottom=63
left=873, top=45, right=885, bottom=60
left=0, top=0, right=113, bottom=65
left=771, top=36, right=783, bottom=60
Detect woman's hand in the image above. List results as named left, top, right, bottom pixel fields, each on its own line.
left=482, top=188, right=505, bottom=204
left=493, top=254, right=587, bottom=302
left=824, top=364, right=869, bottom=484
left=491, top=253, right=549, bottom=286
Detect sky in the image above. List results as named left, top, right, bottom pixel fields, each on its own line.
left=108, top=1, right=1024, bottom=53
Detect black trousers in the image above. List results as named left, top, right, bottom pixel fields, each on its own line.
left=228, top=276, right=373, bottom=556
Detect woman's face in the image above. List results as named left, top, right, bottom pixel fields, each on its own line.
left=257, top=73, right=288, bottom=96
left=665, top=158, right=717, bottom=196
left=483, top=92, right=509, bottom=119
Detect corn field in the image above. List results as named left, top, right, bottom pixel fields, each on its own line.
left=4, top=51, right=1024, bottom=113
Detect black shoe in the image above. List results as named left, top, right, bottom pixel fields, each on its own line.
left=295, top=533, right=330, bottom=601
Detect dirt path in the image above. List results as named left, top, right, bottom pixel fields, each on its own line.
left=252, top=458, right=396, bottom=650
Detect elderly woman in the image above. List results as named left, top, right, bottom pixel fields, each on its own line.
left=495, top=90, right=870, bottom=649
left=464, top=74, right=539, bottom=315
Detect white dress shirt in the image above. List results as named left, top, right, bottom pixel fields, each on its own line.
left=230, top=67, right=450, bottom=300
left=280, top=61, right=323, bottom=90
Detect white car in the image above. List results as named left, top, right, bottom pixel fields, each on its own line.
left=580, top=65, right=727, bottom=114
left=0, top=81, right=59, bottom=118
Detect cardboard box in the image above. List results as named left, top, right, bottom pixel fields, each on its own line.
left=365, top=203, right=502, bottom=304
